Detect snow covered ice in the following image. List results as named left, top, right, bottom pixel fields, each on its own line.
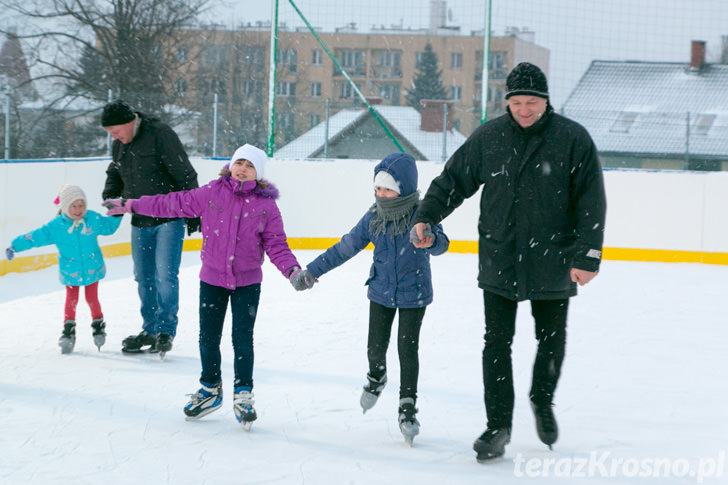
left=1, top=250, right=727, bottom=484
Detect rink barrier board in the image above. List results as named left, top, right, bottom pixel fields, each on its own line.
left=1, top=239, right=727, bottom=277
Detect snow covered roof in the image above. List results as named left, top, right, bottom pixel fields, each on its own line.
left=562, top=61, right=728, bottom=158
left=274, top=105, right=467, bottom=161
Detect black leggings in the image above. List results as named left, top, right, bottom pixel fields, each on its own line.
left=367, top=301, right=426, bottom=401
left=482, top=291, right=568, bottom=429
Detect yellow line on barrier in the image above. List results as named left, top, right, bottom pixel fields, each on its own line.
left=1, top=239, right=727, bottom=277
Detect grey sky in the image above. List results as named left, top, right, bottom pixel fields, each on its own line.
left=208, top=0, right=728, bottom=108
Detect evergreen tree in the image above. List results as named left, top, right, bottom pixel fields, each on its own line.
left=405, top=42, right=448, bottom=111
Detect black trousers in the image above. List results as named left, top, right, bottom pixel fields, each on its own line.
left=367, top=301, right=426, bottom=401
left=482, top=290, right=568, bottom=429
left=198, top=281, right=261, bottom=389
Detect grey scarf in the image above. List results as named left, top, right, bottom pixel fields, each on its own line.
left=368, top=191, right=420, bottom=238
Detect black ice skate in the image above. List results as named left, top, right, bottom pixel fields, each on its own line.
left=531, top=401, right=558, bottom=449
left=473, top=427, right=511, bottom=462
left=121, top=330, right=156, bottom=353
left=58, top=320, right=76, bottom=354
left=154, top=333, right=173, bottom=360
left=91, top=318, right=106, bottom=351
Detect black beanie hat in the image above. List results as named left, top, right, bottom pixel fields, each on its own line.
left=505, top=62, right=549, bottom=99
left=101, top=99, right=136, bottom=127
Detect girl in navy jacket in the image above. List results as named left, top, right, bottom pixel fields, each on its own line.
left=298, top=152, right=448, bottom=444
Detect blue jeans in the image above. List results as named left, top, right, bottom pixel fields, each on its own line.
left=198, top=281, right=261, bottom=388
left=131, top=219, right=185, bottom=337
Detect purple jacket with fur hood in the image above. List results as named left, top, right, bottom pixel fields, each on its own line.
left=132, top=174, right=300, bottom=289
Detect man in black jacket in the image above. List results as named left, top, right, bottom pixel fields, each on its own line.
left=101, top=99, right=200, bottom=356
left=411, top=63, right=607, bottom=461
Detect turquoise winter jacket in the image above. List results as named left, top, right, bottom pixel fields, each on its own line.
left=11, top=210, right=122, bottom=286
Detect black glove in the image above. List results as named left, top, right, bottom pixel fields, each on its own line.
left=186, top=218, right=201, bottom=236
left=5, top=247, right=15, bottom=261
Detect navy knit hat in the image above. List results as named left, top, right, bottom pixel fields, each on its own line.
left=505, top=62, right=549, bottom=99
left=373, top=153, right=418, bottom=197
left=101, top=99, right=136, bottom=127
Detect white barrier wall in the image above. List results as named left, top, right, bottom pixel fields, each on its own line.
left=1, top=158, right=727, bottom=263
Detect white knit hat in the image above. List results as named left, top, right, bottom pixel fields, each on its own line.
left=55, top=184, right=87, bottom=217
left=373, top=170, right=400, bottom=194
left=229, top=144, right=267, bottom=180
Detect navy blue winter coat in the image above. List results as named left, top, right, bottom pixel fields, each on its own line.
left=307, top=153, right=449, bottom=309
left=306, top=207, right=448, bottom=309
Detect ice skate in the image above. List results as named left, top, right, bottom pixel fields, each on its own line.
left=58, top=320, right=76, bottom=354
left=398, top=397, right=420, bottom=446
left=233, top=387, right=257, bottom=431
left=473, top=427, right=511, bottom=462
left=531, top=400, right=558, bottom=449
left=360, top=372, right=387, bottom=414
left=91, top=318, right=106, bottom=351
left=184, top=382, right=223, bottom=420
left=154, top=333, right=173, bottom=360
left=121, top=330, right=156, bottom=353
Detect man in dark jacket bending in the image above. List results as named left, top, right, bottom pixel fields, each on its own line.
left=101, top=99, right=199, bottom=356
left=411, top=62, right=607, bottom=461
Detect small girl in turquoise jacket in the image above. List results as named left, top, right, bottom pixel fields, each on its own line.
left=5, top=184, right=121, bottom=354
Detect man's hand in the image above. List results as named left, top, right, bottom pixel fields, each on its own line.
left=410, top=222, right=434, bottom=248
left=570, top=268, right=598, bottom=286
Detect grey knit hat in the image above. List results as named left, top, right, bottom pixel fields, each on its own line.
left=505, top=62, right=549, bottom=99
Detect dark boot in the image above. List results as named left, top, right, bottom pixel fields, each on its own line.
left=91, top=318, right=106, bottom=350
left=531, top=400, right=558, bottom=448
left=121, top=330, right=156, bottom=353
left=58, top=320, right=76, bottom=354
left=155, top=333, right=173, bottom=353
left=473, top=427, right=511, bottom=462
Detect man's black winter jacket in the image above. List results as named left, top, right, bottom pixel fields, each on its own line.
left=414, top=106, right=607, bottom=301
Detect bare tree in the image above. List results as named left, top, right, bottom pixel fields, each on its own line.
left=0, top=0, right=209, bottom=157
left=2, top=0, right=209, bottom=111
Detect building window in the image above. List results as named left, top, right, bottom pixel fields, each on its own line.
left=277, top=81, right=296, bottom=97
left=339, top=82, right=361, bottom=99
left=242, top=46, right=265, bottom=66
left=378, top=84, right=400, bottom=105
left=415, top=52, right=426, bottom=70
left=205, top=46, right=227, bottom=65
left=335, top=50, right=365, bottom=76
left=309, top=114, right=321, bottom=128
left=450, top=85, right=462, bottom=101
left=488, top=51, right=507, bottom=79
left=177, top=46, right=188, bottom=64
left=312, top=49, right=323, bottom=66
left=243, top=79, right=263, bottom=98
left=488, top=85, right=505, bottom=110
left=451, top=52, right=463, bottom=70
left=175, top=78, right=187, bottom=96
left=278, top=48, right=297, bottom=73
left=209, top=78, right=225, bottom=94
left=693, top=113, right=716, bottom=135
left=610, top=111, right=638, bottom=133
left=310, top=82, right=322, bottom=97
left=378, top=51, right=401, bottom=68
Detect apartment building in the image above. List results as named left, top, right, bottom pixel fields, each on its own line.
left=172, top=22, right=549, bottom=156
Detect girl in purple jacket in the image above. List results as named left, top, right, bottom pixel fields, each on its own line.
left=105, top=144, right=311, bottom=430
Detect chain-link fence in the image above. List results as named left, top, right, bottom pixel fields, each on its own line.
left=1, top=0, right=727, bottom=170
